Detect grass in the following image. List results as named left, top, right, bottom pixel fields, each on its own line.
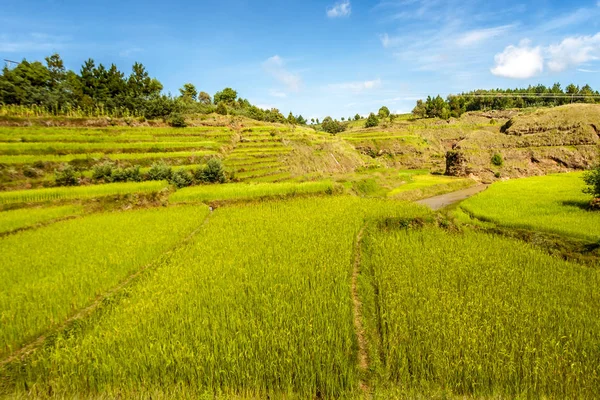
left=0, top=150, right=216, bottom=164
left=0, top=181, right=169, bottom=205
left=0, top=141, right=221, bottom=155
left=461, top=172, right=600, bottom=241
left=170, top=181, right=334, bottom=202
left=0, top=205, right=83, bottom=234
left=0, top=205, right=210, bottom=359
left=0, top=197, right=430, bottom=398
left=361, top=225, right=600, bottom=398
left=387, top=174, right=476, bottom=201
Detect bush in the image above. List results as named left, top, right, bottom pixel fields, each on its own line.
left=378, top=106, right=390, bottom=119
left=321, top=117, right=346, bottom=134
left=216, top=102, right=228, bottom=115
left=168, top=113, right=187, bottom=128
left=147, top=162, right=172, bottom=181
left=170, top=169, right=193, bottom=188
left=54, top=165, right=79, bottom=186
left=92, top=162, right=114, bottom=182
left=195, top=158, right=226, bottom=183
left=22, top=166, right=42, bottom=178
left=365, top=113, right=379, bottom=128
left=491, top=153, right=504, bottom=167
left=583, top=165, right=600, bottom=198
left=111, top=166, right=142, bottom=182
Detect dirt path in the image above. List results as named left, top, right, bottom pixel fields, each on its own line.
left=0, top=211, right=212, bottom=368
left=416, top=184, right=489, bottom=210
left=352, top=225, right=370, bottom=395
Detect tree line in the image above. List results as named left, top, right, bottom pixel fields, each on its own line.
left=0, top=54, right=308, bottom=124
left=412, top=84, right=600, bottom=119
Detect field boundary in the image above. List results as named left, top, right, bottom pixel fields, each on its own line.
left=352, top=224, right=370, bottom=396
left=0, top=209, right=213, bottom=368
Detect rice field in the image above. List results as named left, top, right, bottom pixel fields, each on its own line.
left=0, top=206, right=209, bottom=359
left=0, top=205, right=83, bottom=234
left=460, top=172, right=600, bottom=241
left=0, top=150, right=216, bottom=164
left=387, top=174, right=475, bottom=201
left=360, top=225, right=600, bottom=398
left=0, top=141, right=222, bottom=155
left=0, top=181, right=169, bottom=205
left=170, top=181, right=334, bottom=202
left=0, top=197, right=430, bottom=398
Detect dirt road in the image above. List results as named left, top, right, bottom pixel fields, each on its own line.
left=416, top=184, right=489, bottom=210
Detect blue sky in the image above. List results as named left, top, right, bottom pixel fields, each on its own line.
left=2, top=0, right=600, bottom=119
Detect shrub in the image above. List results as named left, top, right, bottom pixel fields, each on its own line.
left=147, top=162, right=172, bottom=181
left=92, top=162, right=114, bottom=182
left=168, top=113, right=187, bottom=128
left=111, top=166, right=142, bottom=182
left=54, top=165, right=79, bottom=186
left=195, top=158, right=226, bottom=183
left=378, top=106, right=390, bottom=119
left=170, top=169, right=193, bottom=188
left=365, top=113, right=379, bottom=128
left=491, top=153, right=504, bottom=167
left=321, top=117, right=346, bottom=134
left=583, top=165, right=600, bottom=198
left=216, top=102, right=228, bottom=115
left=23, top=166, right=42, bottom=178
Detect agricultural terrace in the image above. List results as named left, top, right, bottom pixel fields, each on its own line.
left=460, top=173, right=600, bottom=242
left=0, top=112, right=599, bottom=399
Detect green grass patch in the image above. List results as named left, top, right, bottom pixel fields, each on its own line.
left=0, top=150, right=216, bottom=164
left=461, top=173, right=600, bottom=241
left=1, top=198, right=430, bottom=398
left=388, top=174, right=475, bottom=200
left=0, top=181, right=169, bottom=205
left=0, top=205, right=83, bottom=234
left=170, top=181, right=334, bottom=202
left=0, top=205, right=209, bottom=359
left=361, top=225, right=600, bottom=398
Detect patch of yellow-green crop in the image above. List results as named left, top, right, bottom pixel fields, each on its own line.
left=1, top=197, right=431, bottom=398
left=0, top=141, right=221, bottom=155
left=461, top=172, right=600, bottom=241
left=170, top=181, right=334, bottom=202
left=0, top=181, right=169, bottom=205
left=361, top=226, right=600, bottom=398
left=0, top=150, right=216, bottom=164
left=0, top=205, right=210, bottom=359
left=0, top=205, right=83, bottom=234
left=387, top=174, right=475, bottom=200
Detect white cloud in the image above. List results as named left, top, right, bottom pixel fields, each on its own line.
left=0, top=33, right=69, bottom=52
left=262, top=55, right=302, bottom=92
left=327, top=1, right=351, bottom=18
left=546, top=33, right=600, bottom=72
left=578, top=68, right=600, bottom=73
left=269, top=89, right=287, bottom=98
left=379, top=33, right=403, bottom=48
left=491, top=40, right=544, bottom=79
left=328, top=79, right=382, bottom=92
left=456, top=25, right=514, bottom=47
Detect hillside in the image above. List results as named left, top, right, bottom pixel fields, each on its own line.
left=338, top=104, right=600, bottom=181
left=0, top=104, right=598, bottom=196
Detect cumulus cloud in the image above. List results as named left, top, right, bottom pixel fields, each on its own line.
left=262, top=55, right=302, bottom=92
left=491, top=40, right=544, bottom=79
left=491, top=33, right=600, bottom=78
left=327, top=1, right=351, bottom=18
left=456, top=25, right=515, bottom=47
left=328, top=79, right=382, bottom=92
left=546, top=33, right=600, bottom=72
